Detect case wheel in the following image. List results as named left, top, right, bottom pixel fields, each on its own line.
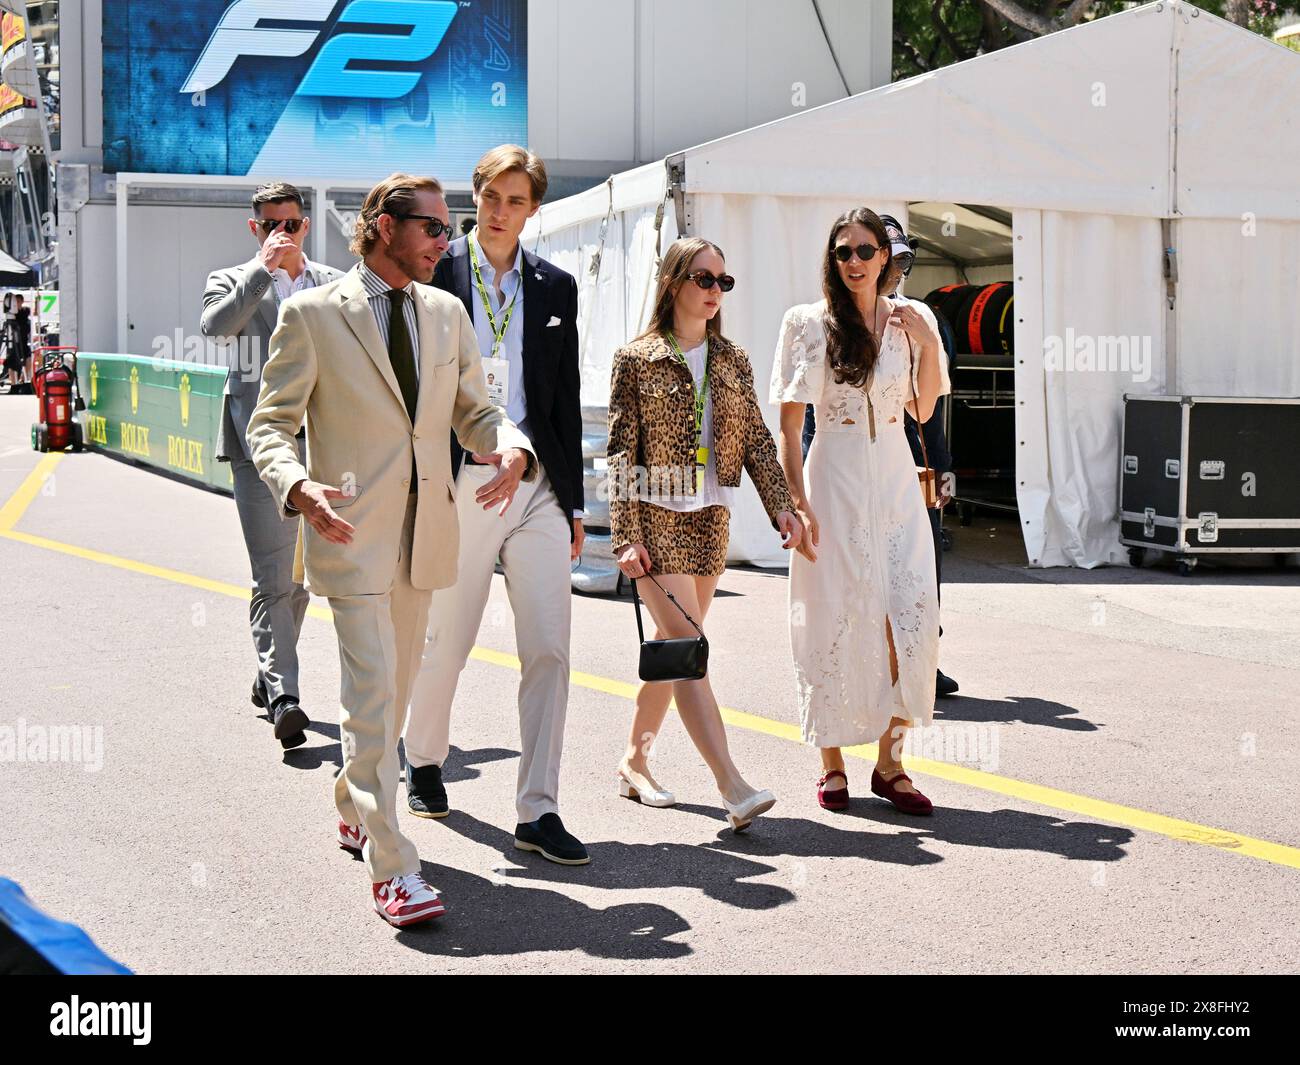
left=1127, top=547, right=1144, bottom=568
left=70, top=421, right=84, bottom=452
left=1176, top=558, right=1197, bottom=577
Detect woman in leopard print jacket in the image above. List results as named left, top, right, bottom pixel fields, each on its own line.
left=606, top=237, right=802, bottom=832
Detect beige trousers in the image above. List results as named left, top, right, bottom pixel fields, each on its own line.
left=404, top=462, right=572, bottom=823
left=329, top=497, right=429, bottom=883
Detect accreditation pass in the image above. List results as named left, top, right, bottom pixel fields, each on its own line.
left=481, top=356, right=509, bottom=407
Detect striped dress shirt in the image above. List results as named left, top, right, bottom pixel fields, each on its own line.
left=358, top=262, right=421, bottom=380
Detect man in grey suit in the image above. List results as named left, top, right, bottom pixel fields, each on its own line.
left=201, top=182, right=344, bottom=750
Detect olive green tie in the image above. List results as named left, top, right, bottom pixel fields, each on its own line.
left=386, top=288, right=419, bottom=421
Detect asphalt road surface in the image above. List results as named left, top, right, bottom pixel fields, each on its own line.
left=3, top=393, right=1298, bottom=974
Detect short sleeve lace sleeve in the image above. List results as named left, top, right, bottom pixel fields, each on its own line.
left=769, top=304, right=827, bottom=406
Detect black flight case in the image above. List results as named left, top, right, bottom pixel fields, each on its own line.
left=1119, top=395, right=1300, bottom=575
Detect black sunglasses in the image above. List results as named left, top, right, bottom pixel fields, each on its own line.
left=394, top=213, right=455, bottom=240
left=255, top=218, right=304, bottom=235
left=834, top=242, right=880, bottom=263
left=687, top=270, right=735, bottom=292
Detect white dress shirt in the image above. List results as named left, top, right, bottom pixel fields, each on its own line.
left=467, top=232, right=582, bottom=519
left=270, top=257, right=324, bottom=303
left=468, top=229, right=527, bottom=436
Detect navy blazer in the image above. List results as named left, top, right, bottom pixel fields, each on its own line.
left=432, top=235, right=584, bottom=536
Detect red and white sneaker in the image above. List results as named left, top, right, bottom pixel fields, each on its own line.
left=372, top=873, right=446, bottom=927
left=338, top=820, right=367, bottom=854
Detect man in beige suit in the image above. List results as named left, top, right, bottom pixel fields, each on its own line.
left=247, top=173, right=535, bottom=928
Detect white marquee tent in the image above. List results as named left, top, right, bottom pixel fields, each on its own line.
left=523, top=0, right=1300, bottom=568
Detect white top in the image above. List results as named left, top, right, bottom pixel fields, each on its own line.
left=270, top=257, right=324, bottom=303
left=642, top=340, right=737, bottom=514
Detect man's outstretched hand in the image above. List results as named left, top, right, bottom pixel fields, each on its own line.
left=288, top=479, right=356, bottom=545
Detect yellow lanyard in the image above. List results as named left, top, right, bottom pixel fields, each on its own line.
left=667, top=333, right=710, bottom=467
left=468, top=234, right=518, bottom=357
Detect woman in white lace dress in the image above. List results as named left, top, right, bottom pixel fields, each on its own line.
left=771, top=207, right=950, bottom=815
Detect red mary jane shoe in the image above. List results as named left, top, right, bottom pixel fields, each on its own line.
left=870, top=767, right=934, bottom=816
left=817, top=769, right=850, bottom=810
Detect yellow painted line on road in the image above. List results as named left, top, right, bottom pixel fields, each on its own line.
left=0, top=453, right=62, bottom=531
left=4, top=456, right=1300, bottom=871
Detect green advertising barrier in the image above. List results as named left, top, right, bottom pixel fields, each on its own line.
left=76, top=353, right=235, bottom=494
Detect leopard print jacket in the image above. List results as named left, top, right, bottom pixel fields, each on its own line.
left=606, top=331, right=795, bottom=552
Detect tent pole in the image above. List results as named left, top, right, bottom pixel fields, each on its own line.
left=1165, top=5, right=1183, bottom=396
left=116, top=178, right=129, bottom=354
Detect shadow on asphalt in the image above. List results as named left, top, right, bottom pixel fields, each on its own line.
left=440, top=745, right=519, bottom=783
left=405, top=860, right=693, bottom=959
left=337, top=833, right=693, bottom=958
left=441, top=809, right=796, bottom=912
left=933, top=695, right=1101, bottom=732
left=708, top=804, right=1134, bottom=865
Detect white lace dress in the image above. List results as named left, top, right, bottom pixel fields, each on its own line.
left=770, top=298, right=951, bottom=747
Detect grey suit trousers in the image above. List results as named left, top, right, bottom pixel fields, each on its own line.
left=230, top=434, right=310, bottom=706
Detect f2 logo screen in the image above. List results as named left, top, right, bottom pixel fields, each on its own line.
left=103, top=0, right=527, bottom=180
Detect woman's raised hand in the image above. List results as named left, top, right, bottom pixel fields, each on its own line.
left=887, top=301, right=941, bottom=349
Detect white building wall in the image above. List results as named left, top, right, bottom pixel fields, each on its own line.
left=528, top=0, right=890, bottom=172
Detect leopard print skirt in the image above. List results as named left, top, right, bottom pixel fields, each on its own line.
left=641, top=503, right=730, bottom=577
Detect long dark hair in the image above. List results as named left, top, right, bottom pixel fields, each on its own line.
left=638, top=237, right=726, bottom=342
left=822, top=208, right=893, bottom=389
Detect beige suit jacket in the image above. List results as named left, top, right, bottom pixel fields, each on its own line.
left=246, top=265, right=535, bottom=596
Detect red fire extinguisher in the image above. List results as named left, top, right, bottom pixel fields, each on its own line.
left=31, top=347, right=85, bottom=453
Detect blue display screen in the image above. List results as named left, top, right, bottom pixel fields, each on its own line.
left=103, top=0, right=527, bottom=180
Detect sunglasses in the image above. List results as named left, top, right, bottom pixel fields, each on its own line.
left=834, top=242, right=880, bottom=263
left=394, top=213, right=455, bottom=240
left=686, top=270, right=735, bottom=292
left=255, top=218, right=304, bottom=235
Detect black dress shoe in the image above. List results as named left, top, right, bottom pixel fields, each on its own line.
left=407, top=763, right=449, bottom=819
left=514, top=813, right=590, bottom=866
left=271, top=697, right=309, bottom=742
left=279, top=730, right=307, bottom=750
left=936, top=669, right=959, bottom=697
left=251, top=678, right=268, bottom=710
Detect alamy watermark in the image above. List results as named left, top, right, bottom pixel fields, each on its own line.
left=0, top=719, right=104, bottom=772
left=150, top=330, right=265, bottom=383
left=1043, top=329, right=1152, bottom=383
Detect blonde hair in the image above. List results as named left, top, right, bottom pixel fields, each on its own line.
left=350, top=173, right=444, bottom=257
left=639, top=237, right=726, bottom=342
left=472, top=144, right=548, bottom=204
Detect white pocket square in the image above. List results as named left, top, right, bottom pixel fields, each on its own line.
left=546, top=316, right=562, bottom=327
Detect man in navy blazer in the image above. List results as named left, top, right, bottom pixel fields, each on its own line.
left=403, top=145, right=589, bottom=865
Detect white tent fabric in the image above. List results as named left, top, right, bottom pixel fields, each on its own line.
left=0, top=245, right=30, bottom=275
left=525, top=163, right=674, bottom=409
left=528, top=1, right=1300, bottom=568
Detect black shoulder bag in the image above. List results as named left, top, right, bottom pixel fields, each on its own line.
left=631, top=574, right=710, bottom=682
